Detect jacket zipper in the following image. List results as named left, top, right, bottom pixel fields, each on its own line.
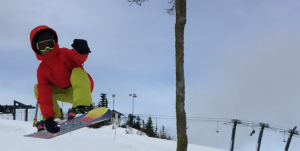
left=63, top=62, right=72, bottom=88
left=64, top=62, right=71, bottom=73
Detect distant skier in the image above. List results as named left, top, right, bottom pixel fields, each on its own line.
left=30, top=25, right=94, bottom=133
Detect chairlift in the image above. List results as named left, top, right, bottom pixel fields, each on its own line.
left=216, top=121, right=219, bottom=133
left=249, top=122, right=255, bottom=136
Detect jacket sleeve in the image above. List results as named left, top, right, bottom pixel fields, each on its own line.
left=37, top=66, right=54, bottom=119
left=60, top=48, right=89, bottom=65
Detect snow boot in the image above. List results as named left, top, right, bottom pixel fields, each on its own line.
left=67, top=104, right=94, bottom=120
left=36, top=120, right=45, bottom=132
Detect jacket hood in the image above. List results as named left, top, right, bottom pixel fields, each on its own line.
left=30, top=25, right=60, bottom=61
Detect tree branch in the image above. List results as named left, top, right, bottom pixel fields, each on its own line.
left=127, top=0, right=176, bottom=15
left=166, top=0, right=176, bottom=15
left=128, top=0, right=148, bottom=6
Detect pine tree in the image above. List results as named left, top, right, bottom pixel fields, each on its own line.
left=142, top=120, right=145, bottom=128
left=126, top=114, right=134, bottom=127
left=155, top=124, right=158, bottom=138
left=145, top=116, right=155, bottom=137
left=133, top=115, right=141, bottom=130
left=141, top=119, right=145, bottom=132
left=160, top=125, right=167, bottom=139
left=98, top=93, right=108, bottom=107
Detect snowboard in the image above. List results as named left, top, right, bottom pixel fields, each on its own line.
left=24, top=107, right=112, bottom=139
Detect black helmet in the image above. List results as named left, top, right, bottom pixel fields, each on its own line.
left=32, top=29, right=57, bottom=54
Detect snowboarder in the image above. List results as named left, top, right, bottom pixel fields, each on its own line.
left=31, top=25, right=94, bottom=133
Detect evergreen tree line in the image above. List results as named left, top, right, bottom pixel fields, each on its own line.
left=122, top=114, right=173, bottom=140
left=88, top=93, right=173, bottom=140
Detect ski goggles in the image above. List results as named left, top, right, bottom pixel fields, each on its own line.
left=36, top=39, right=56, bottom=52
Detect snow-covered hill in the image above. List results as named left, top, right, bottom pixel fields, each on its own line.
left=0, top=119, right=226, bottom=151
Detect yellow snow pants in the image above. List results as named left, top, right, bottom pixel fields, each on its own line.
left=34, top=67, right=93, bottom=120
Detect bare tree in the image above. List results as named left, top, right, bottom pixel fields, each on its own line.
left=127, top=1, right=188, bottom=151
left=173, top=1, right=188, bottom=150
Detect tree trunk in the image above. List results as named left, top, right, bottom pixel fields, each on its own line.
left=175, top=0, right=187, bottom=151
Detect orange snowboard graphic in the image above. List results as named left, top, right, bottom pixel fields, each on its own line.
left=79, top=108, right=108, bottom=122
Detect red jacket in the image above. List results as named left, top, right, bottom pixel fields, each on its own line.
left=30, top=25, right=94, bottom=119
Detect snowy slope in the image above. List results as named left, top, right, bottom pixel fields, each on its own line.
left=0, top=119, right=226, bottom=151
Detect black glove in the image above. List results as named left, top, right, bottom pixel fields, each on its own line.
left=45, top=117, right=60, bottom=133
left=71, top=39, right=91, bottom=54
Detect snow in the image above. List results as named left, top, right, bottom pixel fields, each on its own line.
left=0, top=119, right=226, bottom=151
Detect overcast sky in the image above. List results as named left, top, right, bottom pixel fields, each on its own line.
left=2, top=0, right=300, bottom=151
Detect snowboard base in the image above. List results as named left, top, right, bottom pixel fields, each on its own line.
left=24, top=107, right=112, bottom=139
